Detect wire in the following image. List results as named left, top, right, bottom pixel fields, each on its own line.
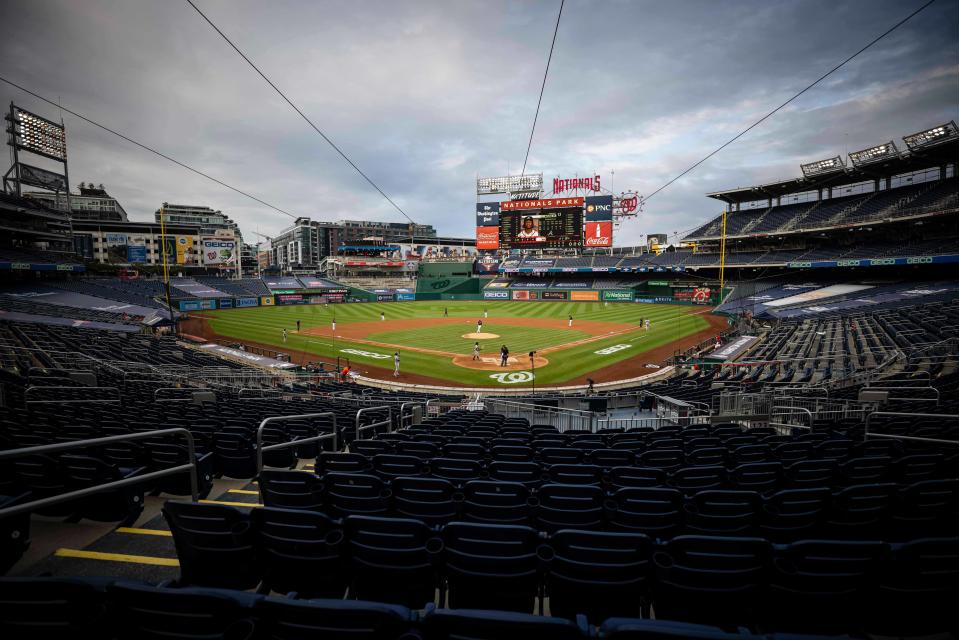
left=186, top=0, right=416, bottom=226
left=522, top=0, right=564, bottom=175
left=0, top=75, right=298, bottom=219
left=643, top=0, right=937, bottom=202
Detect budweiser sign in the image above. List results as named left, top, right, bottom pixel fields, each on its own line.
left=553, top=174, right=601, bottom=194
left=501, top=197, right=584, bottom=211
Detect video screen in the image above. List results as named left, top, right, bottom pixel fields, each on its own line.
left=500, top=208, right=583, bottom=249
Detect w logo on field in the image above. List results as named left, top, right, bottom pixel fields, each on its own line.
left=489, top=371, right=534, bottom=384
left=594, top=344, right=631, bottom=355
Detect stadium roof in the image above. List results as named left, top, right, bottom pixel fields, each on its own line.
left=707, top=125, right=959, bottom=205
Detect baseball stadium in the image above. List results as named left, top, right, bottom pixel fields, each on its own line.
left=1, top=1, right=959, bottom=638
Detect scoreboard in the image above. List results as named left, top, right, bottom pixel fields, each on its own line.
left=499, top=197, right=584, bottom=249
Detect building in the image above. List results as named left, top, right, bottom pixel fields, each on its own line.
left=268, top=217, right=441, bottom=271
left=24, top=183, right=129, bottom=222
left=155, top=203, right=241, bottom=239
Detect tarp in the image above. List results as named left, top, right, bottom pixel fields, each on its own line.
left=197, top=343, right=298, bottom=369
left=0, top=309, right=142, bottom=332
left=171, top=278, right=229, bottom=298
left=4, top=286, right=170, bottom=320
left=704, top=335, right=759, bottom=362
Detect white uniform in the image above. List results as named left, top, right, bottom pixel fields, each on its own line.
left=381, top=313, right=385, bottom=321
left=393, top=354, right=400, bottom=376
left=282, top=329, right=287, bottom=343
left=476, top=321, right=483, bottom=333
left=332, top=320, right=336, bottom=332
left=568, top=317, right=573, bottom=327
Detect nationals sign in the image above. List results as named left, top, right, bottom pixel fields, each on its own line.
left=500, top=197, right=584, bottom=211
left=553, top=175, right=601, bottom=194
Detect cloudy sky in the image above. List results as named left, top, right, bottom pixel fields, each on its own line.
left=2, top=0, right=958, bottom=246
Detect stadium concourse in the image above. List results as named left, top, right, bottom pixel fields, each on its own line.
left=1, top=129, right=959, bottom=637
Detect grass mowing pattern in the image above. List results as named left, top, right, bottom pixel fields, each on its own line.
left=198, top=301, right=710, bottom=386
left=367, top=324, right=592, bottom=354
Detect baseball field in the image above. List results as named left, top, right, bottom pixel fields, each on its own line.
left=186, top=301, right=725, bottom=388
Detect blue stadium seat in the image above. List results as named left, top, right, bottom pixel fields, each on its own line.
left=163, top=500, right=259, bottom=590
left=443, top=522, right=544, bottom=613
left=652, top=535, right=771, bottom=628
left=254, top=595, right=417, bottom=639
left=462, top=480, right=532, bottom=526
left=250, top=506, right=345, bottom=598
left=420, top=607, right=588, bottom=640
left=344, top=515, right=442, bottom=608
left=606, top=487, right=683, bottom=538
left=391, top=476, right=459, bottom=526
left=324, top=472, right=391, bottom=517
left=546, top=529, right=652, bottom=622
left=257, top=469, right=324, bottom=511
left=536, top=483, right=605, bottom=532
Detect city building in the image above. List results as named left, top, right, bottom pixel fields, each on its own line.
left=24, top=183, right=129, bottom=222
left=155, top=203, right=242, bottom=240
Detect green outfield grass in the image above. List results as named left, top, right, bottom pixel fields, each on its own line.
left=366, top=323, right=592, bottom=355
left=196, top=300, right=712, bottom=387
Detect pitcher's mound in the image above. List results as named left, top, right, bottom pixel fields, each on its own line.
left=452, top=353, right=549, bottom=371
left=463, top=332, right=499, bottom=339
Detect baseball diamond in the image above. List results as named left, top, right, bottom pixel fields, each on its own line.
left=182, top=300, right=723, bottom=387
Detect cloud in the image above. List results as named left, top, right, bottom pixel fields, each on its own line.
left=0, top=0, right=956, bottom=248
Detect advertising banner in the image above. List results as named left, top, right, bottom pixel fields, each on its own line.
left=219, top=299, right=233, bottom=309
left=486, top=281, right=510, bottom=288
left=178, top=299, right=216, bottom=311
left=476, top=226, right=499, bottom=250
left=542, top=291, right=568, bottom=300
left=512, top=290, right=530, bottom=300
left=553, top=281, right=593, bottom=289
left=584, top=221, right=613, bottom=247
left=237, top=297, right=259, bottom=308
left=484, top=290, right=509, bottom=299
left=202, top=237, right=237, bottom=265
left=648, top=280, right=670, bottom=286
left=570, top=290, right=599, bottom=301
left=475, top=202, right=500, bottom=226
left=602, top=290, right=635, bottom=301
left=501, top=197, right=584, bottom=211
left=126, top=245, right=147, bottom=263
left=260, top=296, right=274, bottom=306
left=175, top=236, right=190, bottom=264
left=584, top=195, right=614, bottom=220
left=376, top=294, right=395, bottom=302
left=277, top=294, right=304, bottom=304
left=396, top=293, right=415, bottom=301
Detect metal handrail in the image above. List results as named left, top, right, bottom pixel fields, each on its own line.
left=863, top=385, right=940, bottom=404
left=0, top=428, right=199, bottom=518
left=864, top=411, right=959, bottom=444
left=24, top=385, right=121, bottom=404
left=255, top=412, right=338, bottom=473
left=398, top=402, right=423, bottom=429
left=770, top=405, right=813, bottom=431
left=355, top=406, right=392, bottom=442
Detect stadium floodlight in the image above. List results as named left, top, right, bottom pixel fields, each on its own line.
left=8, top=105, right=67, bottom=162
left=902, top=121, right=958, bottom=150
left=800, top=156, right=846, bottom=178
left=848, top=141, right=899, bottom=167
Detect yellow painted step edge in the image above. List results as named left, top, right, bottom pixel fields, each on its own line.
left=115, top=527, right=172, bottom=537
left=55, top=548, right=179, bottom=567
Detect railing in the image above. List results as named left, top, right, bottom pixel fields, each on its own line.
left=485, top=399, right=595, bottom=432
left=864, top=411, right=959, bottom=445
left=355, top=406, right=392, bottom=442
left=596, top=414, right=712, bottom=431
left=862, top=385, right=940, bottom=405
left=24, top=385, right=121, bottom=404
left=398, top=402, right=424, bottom=430
left=0, top=428, right=200, bottom=518
left=770, top=406, right=813, bottom=433
left=255, top=412, right=338, bottom=473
